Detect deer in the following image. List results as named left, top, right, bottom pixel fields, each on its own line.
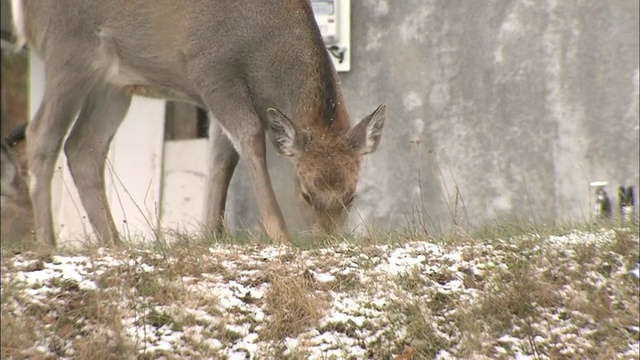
left=1, top=128, right=34, bottom=248
left=12, top=0, right=386, bottom=247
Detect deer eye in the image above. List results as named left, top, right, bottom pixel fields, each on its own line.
left=301, top=192, right=313, bottom=205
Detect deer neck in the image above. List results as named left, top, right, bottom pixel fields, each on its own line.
left=294, top=68, right=350, bottom=134
left=246, top=39, right=350, bottom=134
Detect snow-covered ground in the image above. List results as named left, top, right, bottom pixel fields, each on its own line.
left=2, top=229, right=639, bottom=359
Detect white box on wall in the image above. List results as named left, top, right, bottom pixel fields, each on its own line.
left=311, top=0, right=351, bottom=72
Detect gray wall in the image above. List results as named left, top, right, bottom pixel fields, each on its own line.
left=227, top=0, right=639, bottom=235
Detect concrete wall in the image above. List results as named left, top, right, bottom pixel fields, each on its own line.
left=226, top=0, right=639, bottom=235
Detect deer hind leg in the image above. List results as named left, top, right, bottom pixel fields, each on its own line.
left=63, top=84, right=132, bottom=247
left=27, top=71, right=92, bottom=247
left=204, top=119, right=240, bottom=235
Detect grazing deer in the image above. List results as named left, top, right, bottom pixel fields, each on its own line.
left=1, top=129, right=34, bottom=247
left=12, top=0, right=386, bottom=246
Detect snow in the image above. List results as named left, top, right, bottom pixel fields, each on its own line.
left=1, top=229, right=638, bottom=359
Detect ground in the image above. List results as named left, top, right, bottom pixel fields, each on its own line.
left=1, top=226, right=639, bottom=359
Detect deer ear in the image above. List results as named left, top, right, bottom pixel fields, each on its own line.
left=348, top=104, right=386, bottom=155
left=266, top=108, right=301, bottom=157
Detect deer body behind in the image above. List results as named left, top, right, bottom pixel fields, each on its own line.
left=14, top=0, right=385, bottom=246
left=1, top=131, right=34, bottom=248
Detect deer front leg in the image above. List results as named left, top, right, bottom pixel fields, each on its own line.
left=243, top=133, right=290, bottom=242
left=206, top=103, right=290, bottom=242
left=204, top=120, right=240, bottom=235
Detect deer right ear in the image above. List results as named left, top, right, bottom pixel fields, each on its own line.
left=348, top=104, right=386, bottom=155
left=266, top=108, right=301, bottom=157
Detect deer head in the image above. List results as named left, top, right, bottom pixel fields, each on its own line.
left=267, top=104, right=386, bottom=233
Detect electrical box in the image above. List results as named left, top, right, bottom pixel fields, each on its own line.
left=311, top=0, right=351, bottom=72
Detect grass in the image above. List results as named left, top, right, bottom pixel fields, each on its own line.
left=1, top=262, right=134, bottom=359
left=260, top=266, right=327, bottom=341
left=1, top=220, right=638, bottom=359
left=452, top=223, right=639, bottom=359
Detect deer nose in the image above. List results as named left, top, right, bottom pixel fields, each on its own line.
left=322, top=221, right=339, bottom=234
left=318, top=212, right=346, bottom=234
left=307, top=214, right=336, bottom=234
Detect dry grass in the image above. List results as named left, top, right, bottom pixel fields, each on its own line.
left=260, top=267, right=328, bottom=341
left=1, top=259, right=134, bottom=359
left=1, top=220, right=638, bottom=359
left=1, top=282, right=41, bottom=358
left=453, top=224, right=639, bottom=359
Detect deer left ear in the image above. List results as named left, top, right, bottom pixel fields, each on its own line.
left=348, top=104, right=386, bottom=155
left=266, top=108, right=302, bottom=157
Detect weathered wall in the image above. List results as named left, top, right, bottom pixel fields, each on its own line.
left=226, top=0, right=639, bottom=235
